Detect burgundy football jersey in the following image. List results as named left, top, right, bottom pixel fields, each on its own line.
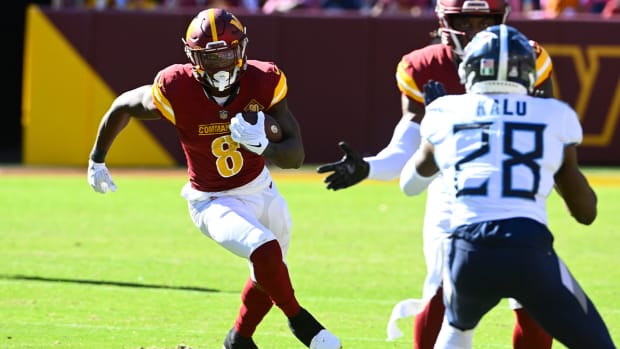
left=396, top=42, right=553, bottom=108
left=151, top=60, right=287, bottom=192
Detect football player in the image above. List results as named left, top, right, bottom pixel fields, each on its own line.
left=87, top=8, right=341, bottom=349
left=399, top=24, right=616, bottom=349
left=317, top=0, right=554, bottom=348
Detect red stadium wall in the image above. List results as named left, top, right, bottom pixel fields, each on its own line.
left=22, top=6, right=620, bottom=166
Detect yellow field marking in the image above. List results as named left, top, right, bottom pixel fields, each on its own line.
left=587, top=175, right=620, bottom=187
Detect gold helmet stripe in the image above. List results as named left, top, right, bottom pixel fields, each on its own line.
left=207, top=9, right=218, bottom=41
left=230, top=16, right=244, bottom=33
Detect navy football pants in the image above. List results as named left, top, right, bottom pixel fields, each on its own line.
left=444, top=217, right=616, bottom=349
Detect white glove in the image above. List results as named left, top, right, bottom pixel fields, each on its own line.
left=229, top=111, right=269, bottom=155
left=87, top=159, right=117, bottom=194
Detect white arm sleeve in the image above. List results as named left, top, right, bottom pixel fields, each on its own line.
left=364, top=119, right=421, bottom=181
left=399, top=149, right=437, bottom=196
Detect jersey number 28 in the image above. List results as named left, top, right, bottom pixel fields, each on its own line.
left=453, top=121, right=545, bottom=200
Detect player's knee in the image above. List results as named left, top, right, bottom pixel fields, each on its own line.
left=250, top=239, right=282, bottom=271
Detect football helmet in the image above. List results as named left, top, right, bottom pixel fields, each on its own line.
left=183, top=8, right=248, bottom=92
left=436, top=0, right=510, bottom=57
left=458, top=24, right=536, bottom=95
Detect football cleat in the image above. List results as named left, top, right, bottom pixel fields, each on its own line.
left=309, top=329, right=342, bottom=349
left=222, top=328, right=258, bottom=349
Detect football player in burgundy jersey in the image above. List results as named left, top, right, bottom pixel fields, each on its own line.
left=318, top=0, right=553, bottom=348
left=400, top=24, right=615, bottom=349
left=87, top=8, right=342, bottom=349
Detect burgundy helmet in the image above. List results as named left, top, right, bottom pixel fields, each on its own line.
left=183, top=8, right=248, bottom=92
left=436, top=0, right=510, bottom=57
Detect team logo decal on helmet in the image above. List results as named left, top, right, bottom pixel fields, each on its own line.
left=183, top=8, right=249, bottom=92
left=458, top=24, right=536, bottom=95
left=480, top=58, right=495, bottom=76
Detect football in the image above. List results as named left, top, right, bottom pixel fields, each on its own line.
left=241, top=111, right=283, bottom=142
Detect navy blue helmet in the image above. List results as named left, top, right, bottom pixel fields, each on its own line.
left=458, top=24, right=536, bottom=95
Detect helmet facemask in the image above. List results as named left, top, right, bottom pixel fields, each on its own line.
left=184, top=37, right=248, bottom=92
left=436, top=0, right=510, bottom=58
left=440, top=13, right=505, bottom=57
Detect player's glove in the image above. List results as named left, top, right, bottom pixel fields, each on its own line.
left=423, top=80, right=446, bottom=106
left=87, top=159, right=117, bottom=194
left=316, top=141, right=369, bottom=191
left=230, top=111, right=269, bottom=155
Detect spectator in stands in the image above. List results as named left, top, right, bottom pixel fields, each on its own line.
left=519, top=0, right=542, bottom=13
left=586, top=0, right=608, bottom=12
left=121, top=0, right=160, bottom=9
left=370, top=0, right=433, bottom=16
left=263, top=0, right=372, bottom=13
left=51, top=0, right=83, bottom=7
left=602, top=0, right=620, bottom=15
left=262, top=0, right=320, bottom=13
left=163, top=0, right=260, bottom=11
left=541, top=0, right=583, bottom=16
left=53, top=0, right=159, bottom=9
left=321, top=0, right=367, bottom=10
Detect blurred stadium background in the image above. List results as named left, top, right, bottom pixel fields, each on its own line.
left=6, top=2, right=620, bottom=166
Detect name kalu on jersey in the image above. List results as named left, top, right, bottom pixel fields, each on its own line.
left=477, top=98, right=527, bottom=116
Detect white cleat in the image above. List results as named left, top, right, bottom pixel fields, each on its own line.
left=309, top=329, right=342, bottom=349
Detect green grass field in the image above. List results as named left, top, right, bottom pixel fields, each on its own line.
left=1, top=166, right=618, bottom=349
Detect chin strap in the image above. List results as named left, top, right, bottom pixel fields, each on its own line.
left=201, top=82, right=240, bottom=107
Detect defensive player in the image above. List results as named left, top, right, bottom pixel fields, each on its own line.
left=399, top=24, right=616, bottom=349
left=317, top=0, right=553, bottom=348
left=86, top=8, right=341, bottom=349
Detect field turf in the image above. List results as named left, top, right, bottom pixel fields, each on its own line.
left=1, top=166, right=618, bottom=348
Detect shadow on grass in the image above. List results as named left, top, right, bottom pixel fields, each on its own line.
left=0, top=273, right=225, bottom=293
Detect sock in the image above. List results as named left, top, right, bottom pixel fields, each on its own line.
left=513, top=308, right=553, bottom=349
left=413, top=287, right=445, bottom=349
left=288, top=307, right=325, bottom=347
left=234, top=277, right=274, bottom=338
left=250, top=240, right=301, bottom=317
left=434, top=317, right=474, bottom=349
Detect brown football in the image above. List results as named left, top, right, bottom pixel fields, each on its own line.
left=241, top=111, right=283, bottom=142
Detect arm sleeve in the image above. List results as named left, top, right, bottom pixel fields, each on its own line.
left=562, top=105, right=583, bottom=145
left=399, top=149, right=438, bottom=196
left=364, top=119, right=421, bottom=181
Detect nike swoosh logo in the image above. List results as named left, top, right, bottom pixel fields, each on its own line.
left=246, top=143, right=262, bottom=148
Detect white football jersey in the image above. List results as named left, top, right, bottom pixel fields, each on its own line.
left=421, top=93, right=582, bottom=228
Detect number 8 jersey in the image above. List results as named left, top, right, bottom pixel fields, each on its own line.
left=422, top=93, right=582, bottom=228
left=151, top=60, right=286, bottom=193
